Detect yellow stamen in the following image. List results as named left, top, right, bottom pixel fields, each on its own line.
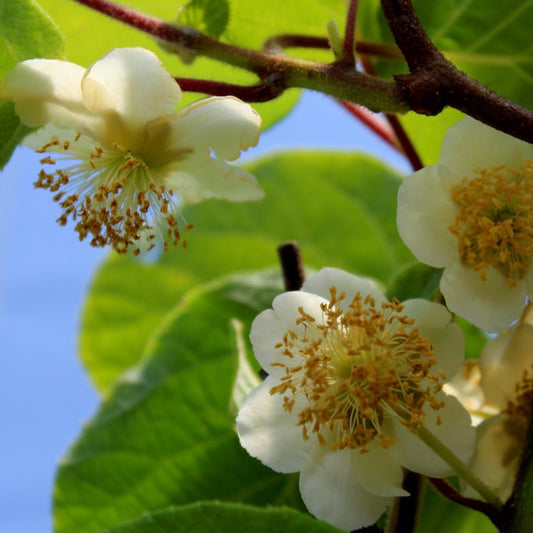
left=270, top=289, right=440, bottom=452
left=449, top=161, right=533, bottom=286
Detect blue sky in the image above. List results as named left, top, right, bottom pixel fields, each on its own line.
left=0, top=90, right=409, bottom=532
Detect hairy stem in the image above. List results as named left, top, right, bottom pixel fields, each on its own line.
left=342, top=0, right=359, bottom=65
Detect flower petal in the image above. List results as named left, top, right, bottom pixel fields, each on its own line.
left=440, top=260, right=527, bottom=333
left=163, top=157, right=264, bottom=203
left=397, top=164, right=458, bottom=267
left=480, top=321, right=533, bottom=407
left=166, top=96, right=261, bottom=161
left=81, top=48, right=181, bottom=137
left=299, top=446, right=393, bottom=530
left=440, top=117, right=533, bottom=178
left=5, top=58, right=95, bottom=130
left=236, top=376, right=313, bottom=473
left=402, top=298, right=464, bottom=379
left=464, top=415, right=519, bottom=502
left=302, top=267, right=386, bottom=313
left=390, top=394, right=476, bottom=478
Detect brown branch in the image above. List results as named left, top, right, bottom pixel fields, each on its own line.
left=263, top=34, right=331, bottom=51
left=387, top=471, right=424, bottom=533
left=380, top=0, right=533, bottom=144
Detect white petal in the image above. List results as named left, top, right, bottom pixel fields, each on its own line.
left=397, top=164, right=458, bottom=267
left=166, top=96, right=261, bottom=161
left=390, top=394, right=476, bottom=478
left=81, top=48, right=181, bottom=135
left=440, top=260, right=526, bottom=333
left=440, top=117, right=533, bottom=178
left=236, top=376, right=313, bottom=473
left=5, top=58, right=96, bottom=131
left=299, top=446, right=393, bottom=530
left=163, top=157, right=264, bottom=203
left=349, top=440, right=408, bottom=497
left=480, top=321, right=533, bottom=407
left=402, top=299, right=464, bottom=379
left=464, top=415, right=520, bottom=502
left=302, top=267, right=386, bottom=313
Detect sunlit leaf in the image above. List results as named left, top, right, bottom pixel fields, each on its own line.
left=104, top=502, right=342, bottom=533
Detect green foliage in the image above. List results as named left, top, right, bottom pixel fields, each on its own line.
left=175, top=0, right=230, bottom=39
left=80, top=151, right=410, bottom=396
left=104, top=502, right=343, bottom=533
left=0, top=0, right=64, bottom=168
left=386, top=262, right=443, bottom=302
left=54, top=272, right=309, bottom=533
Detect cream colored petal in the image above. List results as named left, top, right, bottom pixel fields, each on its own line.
left=397, top=164, right=458, bottom=267
left=402, top=298, right=464, bottom=379
left=440, top=260, right=526, bottom=333
left=390, top=394, right=475, bottom=477
left=163, top=157, right=264, bottom=203
left=299, top=446, right=393, bottom=530
left=236, top=376, right=314, bottom=473
left=440, top=117, right=533, bottom=178
left=5, top=58, right=97, bottom=131
left=349, top=440, right=408, bottom=498
left=166, top=96, right=261, bottom=161
left=480, top=321, right=533, bottom=407
left=81, top=48, right=181, bottom=133
left=464, top=415, right=520, bottom=502
left=250, top=291, right=330, bottom=374
left=302, top=267, right=386, bottom=313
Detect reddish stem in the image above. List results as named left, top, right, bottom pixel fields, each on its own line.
left=342, top=0, right=359, bottom=65
left=336, top=100, right=401, bottom=152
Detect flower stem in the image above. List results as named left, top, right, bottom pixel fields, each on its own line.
left=416, top=426, right=502, bottom=509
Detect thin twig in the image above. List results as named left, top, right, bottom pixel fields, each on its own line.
left=342, top=0, right=359, bottom=65
left=386, top=471, right=424, bottom=533
left=428, top=478, right=502, bottom=527
left=277, top=242, right=305, bottom=291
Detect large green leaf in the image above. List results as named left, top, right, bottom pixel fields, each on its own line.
left=54, top=272, right=309, bottom=533
left=0, top=0, right=64, bottom=168
left=80, top=152, right=410, bottom=396
left=359, top=0, right=533, bottom=166
left=36, top=0, right=345, bottom=130
left=105, top=502, right=342, bottom=533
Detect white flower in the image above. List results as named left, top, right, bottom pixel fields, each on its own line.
left=465, top=305, right=533, bottom=501
left=397, top=117, right=533, bottom=333
left=6, top=47, right=263, bottom=254
left=236, top=267, right=475, bottom=531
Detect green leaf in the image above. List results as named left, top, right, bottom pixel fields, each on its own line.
left=54, top=272, right=309, bottom=533
left=386, top=262, right=443, bottom=302
left=36, top=0, right=345, bottom=130
left=176, top=0, right=229, bottom=39
left=0, top=0, right=64, bottom=168
left=80, top=152, right=410, bottom=396
left=104, top=502, right=342, bottom=533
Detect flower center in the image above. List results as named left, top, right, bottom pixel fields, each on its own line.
left=449, top=161, right=533, bottom=286
left=270, top=288, right=441, bottom=452
left=34, top=134, right=192, bottom=254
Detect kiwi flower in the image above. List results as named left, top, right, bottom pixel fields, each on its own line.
left=6, top=47, right=263, bottom=254
left=237, top=268, right=475, bottom=530
left=397, top=117, right=533, bottom=332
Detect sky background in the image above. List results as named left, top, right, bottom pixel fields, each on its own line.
left=0, top=90, right=410, bottom=533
